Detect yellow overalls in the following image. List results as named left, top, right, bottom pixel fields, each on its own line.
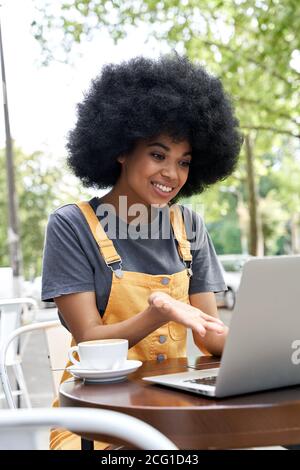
left=50, top=202, right=193, bottom=450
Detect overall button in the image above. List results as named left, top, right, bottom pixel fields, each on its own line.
left=161, top=277, right=170, bottom=285
left=157, top=354, right=166, bottom=362
left=159, top=335, right=167, bottom=344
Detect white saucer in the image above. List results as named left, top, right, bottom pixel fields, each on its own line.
left=67, top=360, right=143, bottom=383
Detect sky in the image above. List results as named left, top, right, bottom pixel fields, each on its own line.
left=0, top=0, right=165, bottom=161
left=2, top=1, right=298, bottom=169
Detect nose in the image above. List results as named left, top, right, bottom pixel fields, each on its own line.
left=160, top=161, right=178, bottom=183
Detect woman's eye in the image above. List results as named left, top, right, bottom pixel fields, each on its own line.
left=150, top=153, right=191, bottom=167
left=151, top=153, right=164, bottom=160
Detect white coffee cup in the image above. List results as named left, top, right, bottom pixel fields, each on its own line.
left=68, top=339, right=128, bottom=371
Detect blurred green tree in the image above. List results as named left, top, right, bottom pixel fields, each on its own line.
left=31, top=0, right=300, bottom=255
left=0, top=147, right=91, bottom=279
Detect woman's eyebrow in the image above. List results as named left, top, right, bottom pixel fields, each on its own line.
left=146, top=142, right=192, bottom=157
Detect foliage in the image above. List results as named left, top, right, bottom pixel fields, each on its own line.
left=32, top=0, right=300, bottom=139
left=30, top=0, right=300, bottom=255
left=0, top=147, right=92, bottom=279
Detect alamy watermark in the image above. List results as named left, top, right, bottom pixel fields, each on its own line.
left=95, top=196, right=205, bottom=251
left=291, top=340, right=300, bottom=365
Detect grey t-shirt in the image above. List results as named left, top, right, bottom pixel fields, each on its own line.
left=41, top=197, right=226, bottom=320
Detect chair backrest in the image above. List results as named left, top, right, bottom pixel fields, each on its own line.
left=0, top=268, right=13, bottom=299
left=0, top=298, right=38, bottom=365
left=0, top=407, right=178, bottom=450
left=0, top=320, right=68, bottom=408
left=44, top=323, right=72, bottom=394
left=0, top=305, right=22, bottom=364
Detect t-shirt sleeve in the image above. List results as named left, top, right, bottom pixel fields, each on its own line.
left=41, top=212, right=95, bottom=302
left=181, top=206, right=227, bottom=295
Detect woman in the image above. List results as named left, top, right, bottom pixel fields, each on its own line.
left=42, top=53, right=242, bottom=449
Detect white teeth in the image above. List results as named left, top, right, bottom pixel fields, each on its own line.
left=152, top=182, right=173, bottom=193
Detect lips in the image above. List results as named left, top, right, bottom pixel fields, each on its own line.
left=151, top=181, right=176, bottom=197
left=151, top=181, right=175, bottom=191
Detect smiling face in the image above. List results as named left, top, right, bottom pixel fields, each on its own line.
left=116, top=134, right=192, bottom=209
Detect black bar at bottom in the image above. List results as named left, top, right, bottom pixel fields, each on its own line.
left=81, top=438, right=94, bottom=450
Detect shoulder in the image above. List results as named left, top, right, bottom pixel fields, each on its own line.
left=178, top=203, right=204, bottom=225
left=50, top=199, right=97, bottom=222
left=52, top=203, right=81, bottom=219
left=47, top=201, right=93, bottom=234
left=177, top=203, right=205, bottom=235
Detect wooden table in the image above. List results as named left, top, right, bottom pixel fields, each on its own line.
left=59, top=356, right=300, bottom=449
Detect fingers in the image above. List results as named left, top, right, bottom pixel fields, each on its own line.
left=148, top=293, right=156, bottom=306
left=195, top=323, right=206, bottom=338
left=151, top=296, right=170, bottom=310
left=191, top=321, right=224, bottom=339
left=148, top=292, right=169, bottom=306
left=148, top=292, right=226, bottom=336
left=203, top=319, right=225, bottom=335
left=189, top=315, right=225, bottom=337
left=193, top=309, right=224, bottom=325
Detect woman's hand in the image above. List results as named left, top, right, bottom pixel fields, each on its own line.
left=148, top=291, right=225, bottom=338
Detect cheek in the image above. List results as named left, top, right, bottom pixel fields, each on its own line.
left=134, top=158, right=156, bottom=177
left=126, top=161, right=151, bottom=187
left=180, top=169, right=190, bottom=186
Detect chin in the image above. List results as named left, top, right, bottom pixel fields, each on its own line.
left=149, top=197, right=170, bottom=207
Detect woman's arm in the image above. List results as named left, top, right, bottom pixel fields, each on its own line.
left=189, top=292, right=229, bottom=357
left=54, top=291, right=166, bottom=348
left=55, top=290, right=225, bottom=348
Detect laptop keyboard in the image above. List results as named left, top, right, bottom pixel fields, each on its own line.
left=183, top=375, right=217, bottom=386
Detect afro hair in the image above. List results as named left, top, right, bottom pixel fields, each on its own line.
left=67, top=53, right=243, bottom=200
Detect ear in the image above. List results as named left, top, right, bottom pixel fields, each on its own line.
left=117, top=154, right=126, bottom=164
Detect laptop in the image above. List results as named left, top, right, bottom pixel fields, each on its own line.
left=143, top=255, right=300, bottom=397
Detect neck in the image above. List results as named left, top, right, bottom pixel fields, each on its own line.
left=98, top=186, right=159, bottom=225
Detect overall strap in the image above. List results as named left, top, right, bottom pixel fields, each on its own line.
left=75, top=201, right=121, bottom=265
left=169, top=204, right=193, bottom=263
left=76, top=201, right=192, bottom=274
